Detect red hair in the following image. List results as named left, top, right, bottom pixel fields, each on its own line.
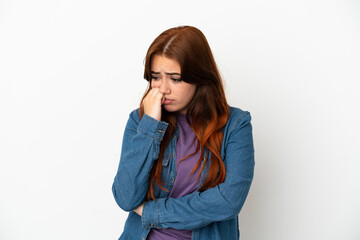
left=139, top=26, right=230, bottom=200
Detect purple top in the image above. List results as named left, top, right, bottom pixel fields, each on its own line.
left=147, top=114, right=201, bottom=240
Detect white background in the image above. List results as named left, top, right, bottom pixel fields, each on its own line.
left=0, top=0, right=359, bottom=239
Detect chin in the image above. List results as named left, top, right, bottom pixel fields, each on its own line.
left=164, top=106, right=188, bottom=115
left=164, top=105, right=179, bottom=113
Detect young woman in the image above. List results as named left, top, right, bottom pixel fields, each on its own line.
left=112, top=26, right=255, bottom=240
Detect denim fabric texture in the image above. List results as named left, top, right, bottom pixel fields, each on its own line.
left=112, top=106, right=255, bottom=240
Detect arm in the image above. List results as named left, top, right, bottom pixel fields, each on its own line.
left=141, top=112, right=255, bottom=230
left=112, top=110, right=168, bottom=211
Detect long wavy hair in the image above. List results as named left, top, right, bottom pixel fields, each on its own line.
left=139, top=26, right=230, bottom=201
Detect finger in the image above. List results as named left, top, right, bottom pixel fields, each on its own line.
left=148, top=88, right=161, bottom=99
left=144, top=88, right=157, bottom=101
left=151, top=88, right=164, bottom=101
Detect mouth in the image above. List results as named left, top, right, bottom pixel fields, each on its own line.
left=163, top=98, right=173, bottom=104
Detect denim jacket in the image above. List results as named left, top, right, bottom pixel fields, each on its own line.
left=112, top=106, right=255, bottom=240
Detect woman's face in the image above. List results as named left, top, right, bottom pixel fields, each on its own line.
left=150, top=55, right=196, bottom=114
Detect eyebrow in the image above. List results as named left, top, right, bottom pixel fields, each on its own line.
left=151, top=71, right=181, bottom=76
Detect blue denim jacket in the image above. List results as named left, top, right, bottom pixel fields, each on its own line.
left=112, top=106, right=255, bottom=240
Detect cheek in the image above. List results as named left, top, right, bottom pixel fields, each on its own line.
left=187, top=86, right=196, bottom=99
left=150, top=81, right=157, bottom=88
left=182, top=87, right=196, bottom=102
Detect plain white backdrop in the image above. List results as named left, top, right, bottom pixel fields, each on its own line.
left=0, top=0, right=359, bottom=239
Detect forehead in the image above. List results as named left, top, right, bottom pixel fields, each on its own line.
left=151, top=55, right=181, bottom=72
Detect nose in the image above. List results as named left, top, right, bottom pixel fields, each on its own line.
left=159, top=79, right=170, bottom=94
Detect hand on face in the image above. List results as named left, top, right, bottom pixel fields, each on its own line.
left=142, top=87, right=164, bottom=121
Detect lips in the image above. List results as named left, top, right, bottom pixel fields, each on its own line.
left=163, top=98, right=173, bottom=104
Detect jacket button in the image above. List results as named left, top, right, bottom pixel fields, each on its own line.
left=158, top=129, right=163, bottom=133
left=171, top=178, right=174, bottom=183
left=150, top=223, right=154, bottom=227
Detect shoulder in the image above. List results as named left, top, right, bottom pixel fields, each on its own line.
left=123, top=108, right=141, bottom=129
left=128, top=108, right=141, bottom=121
left=220, top=106, right=254, bottom=154
left=221, top=106, right=252, bottom=139
left=228, top=106, right=252, bottom=128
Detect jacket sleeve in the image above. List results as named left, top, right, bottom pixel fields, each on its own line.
left=141, top=112, right=255, bottom=230
left=112, top=110, right=168, bottom=211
